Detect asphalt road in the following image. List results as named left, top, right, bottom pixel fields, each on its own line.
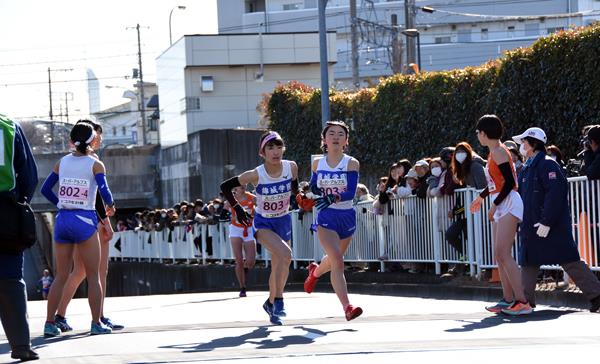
left=1, top=291, right=599, bottom=363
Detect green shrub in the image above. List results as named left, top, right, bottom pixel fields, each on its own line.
left=265, top=25, right=600, bottom=179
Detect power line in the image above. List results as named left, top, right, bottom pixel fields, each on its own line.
left=0, top=50, right=163, bottom=68
left=1, top=74, right=156, bottom=88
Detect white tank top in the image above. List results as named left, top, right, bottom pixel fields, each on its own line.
left=57, top=154, right=98, bottom=210
left=254, top=160, right=293, bottom=218
left=316, top=154, right=355, bottom=210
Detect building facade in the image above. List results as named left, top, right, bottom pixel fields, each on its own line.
left=217, top=0, right=600, bottom=87
left=155, top=32, right=336, bottom=147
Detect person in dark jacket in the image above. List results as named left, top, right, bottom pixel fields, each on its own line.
left=0, top=114, right=39, bottom=361
left=581, top=125, right=600, bottom=179
left=513, top=127, right=600, bottom=312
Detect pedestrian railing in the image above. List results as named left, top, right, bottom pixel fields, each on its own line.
left=108, top=178, right=600, bottom=276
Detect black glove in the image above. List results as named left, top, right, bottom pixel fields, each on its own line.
left=315, top=194, right=337, bottom=211
left=310, top=183, right=322, bottom=197
left=233, top=204, right=252, bottom=227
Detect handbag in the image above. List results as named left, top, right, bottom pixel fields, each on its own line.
left=0, top=191, right=37, bottom=254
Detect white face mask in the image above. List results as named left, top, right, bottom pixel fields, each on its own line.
left=519, top=143, right=528, bottom=157
left=161, top=213, right=167, bottom=218
left=214, top=204, right=221, bottom=209
left=431, top=167, right=442, bottom=177
left=455, top=152, right=467, bottom=164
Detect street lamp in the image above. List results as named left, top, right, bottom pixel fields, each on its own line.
left=169, top=5, right=187, bottom=46
left=402, top=28, right=421, bottom=73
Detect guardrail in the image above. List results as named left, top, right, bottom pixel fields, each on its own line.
left=108, top=177, right=600, bottom=277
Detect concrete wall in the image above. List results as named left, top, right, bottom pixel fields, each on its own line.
left=160, top=128, right=264, bottom=206
left=31, top=146, right=161, bottom=212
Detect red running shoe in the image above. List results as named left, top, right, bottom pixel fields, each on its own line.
left=345, top=305, right=363, bottom=321
left=304, top=262, right=320, bottom=293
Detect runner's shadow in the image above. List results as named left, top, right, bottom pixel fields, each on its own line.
left=445, top=309, right=578, bottom=333
left=159, top=326, right=357, bottom=353
left=0, top=331, right=92, bottom=356
left=253, top=326, right=357, bottom=349
left=160, top=326, right=271, bottom=353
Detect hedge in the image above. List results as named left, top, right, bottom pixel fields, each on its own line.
left=263, top=24, right=600, bottom=178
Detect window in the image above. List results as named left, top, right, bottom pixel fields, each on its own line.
left=181, top=97, right=201, bottom=114
left=283, top=3, right=302, bottom=10
left=434, top=36, right=451, bottom=44
left=122, top=126, right=126, bottom=136
left=525, top=23, right=540, bottom=36
left=481, top=28, right=489, bottom=40
left=112, top=127, right=117, bottom=136
left=201, top=76, right=214, bottom=92
left=457, top=29, right=471, bottom=42
left=507, top=26, right=515, bottom=38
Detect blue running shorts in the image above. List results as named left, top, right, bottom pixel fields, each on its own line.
left=253, top=213, right=292, bottom=242
left=54, top=209, right=99, bottom=244
left=316, top=208, right=356, bottom=239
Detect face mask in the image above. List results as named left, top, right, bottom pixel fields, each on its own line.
left=455, top=152, right=467, bottom=164
left=519, top=143, right=528, bottom=156
left=161, top=213, right=167, bottom=218
left=548, top=155, right=557, bottom=161
left=431, top=167, right=442, bottom=177
left=214, top=204, right=221, bottom=209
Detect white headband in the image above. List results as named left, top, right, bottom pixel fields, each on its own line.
left=74, top=130, right=96, bottom=146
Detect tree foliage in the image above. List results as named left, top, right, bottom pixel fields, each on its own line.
left=265, top=25, right=600, bottom=178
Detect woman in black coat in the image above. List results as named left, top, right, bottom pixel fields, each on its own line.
left=513, top=127, right=600, bottom=312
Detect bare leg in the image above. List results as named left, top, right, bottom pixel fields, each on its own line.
left=494, top=214, right=526, bottom=302
left=98, top=220, right=112, bottom=317
left=243, top=240, right=257, bottom=281
left=230, top=237, right=245, bottom=289
left=255, top=229, right=291, bottom=301
left=313, top=237, right=352, bottom=279
left=56, top=247, right=86, bottom=317
left=46, top=243, right=75, bottom=322
left=76, top=233, right=104, bottom=323
left=317, top=227, right=352, bottom=308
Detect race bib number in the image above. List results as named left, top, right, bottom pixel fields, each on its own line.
left=58, top=178, right=90, bottom=207
left=261, top=193, right=290, bottom=218
left=0, top=130, right=4, bottom=167
left=318, top=174, right=348, bottom=196
left=484, top=167, right=497, bottom=193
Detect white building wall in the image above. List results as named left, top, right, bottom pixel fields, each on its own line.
left=156, top=40, right=188, bottom=147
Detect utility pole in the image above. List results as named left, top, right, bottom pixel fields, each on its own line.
left=47, top=67, right=72, bottom=152
left=65, top=92, right=69, bottom=122
left=391, top=14, right=403, bottom=74
left=318, top=0, right=330, bottom=127
left=128, top=24, right=148, bottom=145
left=404, top=0, right=416, bottom=71
left=350, top=0, right=359, bottom=88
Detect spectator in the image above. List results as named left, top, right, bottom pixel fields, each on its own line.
left=116, top=220, right=128, bottom=232
left=405, top=169, right=420, bottom=194
left=394, top=159, right=413, bottom=197
left=546, top=145, right=567, bottom=176
left=0, top=114, right=39, bottom=361
left=512, top=126, right=600, bottom=313
left=438, top=147, right=460, bottom=197
left=504, top=140, right=524, bottom=175
left=355, top=183, right=374, bottom=204
left=375, top=163, right=402, bottom=210
left=451, top=142, right=487, bottom=190
left=413, top=159, right=430, bottom=198
left=444, top=142, right=486, bottom=266
left=39, top=269, right=53, bottom=300
left=581, top=125, right=600, bottom=179
left=426, top=158, right=445, bottom=197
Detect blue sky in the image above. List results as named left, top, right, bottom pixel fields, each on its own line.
left=0, top=0, right=217, bottom=120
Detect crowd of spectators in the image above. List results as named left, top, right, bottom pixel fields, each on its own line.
left=115, top=198, right=231, bottom=233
